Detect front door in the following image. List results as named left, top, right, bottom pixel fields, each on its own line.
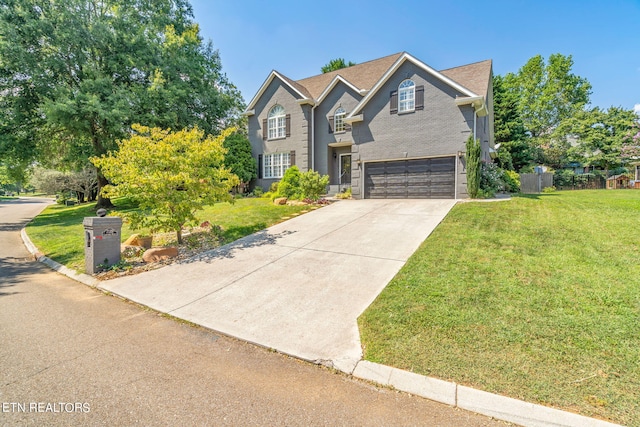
left=340, top=154, right=352, bottom=185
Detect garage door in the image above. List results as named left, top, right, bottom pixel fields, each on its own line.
left=364, top=157, right=455, bottom=199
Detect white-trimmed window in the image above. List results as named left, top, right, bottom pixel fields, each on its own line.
left=268, top=105, right=286, bottom=139
left=334, top=107, right=346, bottom=133
left=398, top=79, right=415, bottom=113
left=263, top=152, right=290, bottom=179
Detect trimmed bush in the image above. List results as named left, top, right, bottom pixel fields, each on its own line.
left=299, top=170, right=329, bottom=201
left=466, top=135, right=481, bottom=198
left=503, top=169, right=520, bottom=193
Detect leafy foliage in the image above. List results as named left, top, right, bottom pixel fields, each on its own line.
left=479, top=162, right=504, bottom=198
left=502, top=169, right=520, bottom=193
left=91, top=125, right=239, bottom=243
left=494, top=54, right=592, bottom=171
left=321, top=58, right=356, bottom=73
left=0, top=0, right=244, bottom=207
left=493, top=75, right=532, bottom=171
left=620, top=119, right=640, bottom=162
left=556, top=107, right=638, bottom=171
left=298, top=170, right=329, bottom=201
left=31, top=167, right=97, bottom=201
left=272, top=166, right=329, bottom=201
left=275, top=166, right=302, bottom=200
left=465, top=135, right=481, bottom=198
left=511, top=53, right=592, bottom=139
left=222, top=132, right=257, bottom=185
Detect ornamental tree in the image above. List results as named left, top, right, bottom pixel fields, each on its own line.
left=92, top=125, right=239, bottom=243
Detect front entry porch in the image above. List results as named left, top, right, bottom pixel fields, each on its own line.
left=328, top=144, right=352, bottom=195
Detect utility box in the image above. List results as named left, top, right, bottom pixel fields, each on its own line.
left=83, top=216, right=122, bottom=274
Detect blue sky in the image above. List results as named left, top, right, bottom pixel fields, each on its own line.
left=189, top=0, right=640, bottom=114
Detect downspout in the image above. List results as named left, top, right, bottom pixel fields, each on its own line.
left=473, top=109, right=477, bottom=145
left=311, top=104, right=316, bottom=170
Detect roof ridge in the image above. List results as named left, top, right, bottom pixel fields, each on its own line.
left=295, top=52, right=405, bottom=83
left=439, top=58, right=492, bottom=73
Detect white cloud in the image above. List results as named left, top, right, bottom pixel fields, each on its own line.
left=635, top=104, right=640, bottom=116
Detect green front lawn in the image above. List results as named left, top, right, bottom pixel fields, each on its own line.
left=26, top=197, right=312, bottom=272
left=359, top=190, right=640, bottom=426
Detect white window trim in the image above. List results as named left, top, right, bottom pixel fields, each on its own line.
left=263, top=152, right=290, bottom=179
left=268, top=105, right=286, bottom=140
left=334, top=107, right=346, bottom=133
left=398, top=79, right=415, bottom=113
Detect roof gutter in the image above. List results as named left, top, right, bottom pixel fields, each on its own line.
left=455, top=96, right=488, bottom=117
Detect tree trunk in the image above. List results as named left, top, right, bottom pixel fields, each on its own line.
left=176, top=228, right=183, bottom=244
left=96, top=171, right=114, bottom=209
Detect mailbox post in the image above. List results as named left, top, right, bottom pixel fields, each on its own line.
left=83, top=216, right=122, bottom=274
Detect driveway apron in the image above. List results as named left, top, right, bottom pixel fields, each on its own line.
left=100, top=199, right=456, bottom=373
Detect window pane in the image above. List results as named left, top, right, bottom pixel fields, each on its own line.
left=398, top=79, right=415, bottom=113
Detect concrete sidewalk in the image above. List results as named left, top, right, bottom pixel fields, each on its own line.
left=100, top=199, right=455, bottom=373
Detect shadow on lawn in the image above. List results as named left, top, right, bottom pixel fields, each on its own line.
left=178, top=228, right=295, bottom=264
left=513, top=193, right=560, bottom=200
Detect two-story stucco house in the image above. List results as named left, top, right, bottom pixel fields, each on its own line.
left=245, top=52, right=495, bottom=199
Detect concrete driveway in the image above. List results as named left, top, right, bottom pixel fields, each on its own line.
left=100, top=199, right=456, bottom=373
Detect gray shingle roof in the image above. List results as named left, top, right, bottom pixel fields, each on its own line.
left=294, top=53, right=404, bottom=99
left=288, top=53, right=492, bottom=101
left=440, top=59, right=493, bottom=98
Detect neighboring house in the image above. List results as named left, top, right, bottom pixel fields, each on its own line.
left=244, top=52, right=495, bottom=199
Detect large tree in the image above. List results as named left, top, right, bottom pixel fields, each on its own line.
left=0, top=0, right=244, bottom=208
left=492, top=74, right=532, bottom=171
left=556, top=107, right=638, bottom=172
left=222, top=132, right=257, bottom=191
left=493, top=54, right=592, bottom=170
left=321, top=58, right=356, bottom=73
left=512, top=54, right=592, bottom=140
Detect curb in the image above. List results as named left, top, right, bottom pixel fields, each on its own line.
left=20, top=227, right=623, bottom=427
left=351, top=361, right=621, bottom=427
left=20, top=228, right=99, bottom=287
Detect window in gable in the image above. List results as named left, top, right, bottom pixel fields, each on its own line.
left=398, top=79, right=415, bottom=113
left=268, top=104, right=286, bottom=139
left=334, top=107, right=346, bottom=133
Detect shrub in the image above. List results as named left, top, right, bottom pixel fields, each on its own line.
left=275, top=166, right=302, bottom=199
left=542, top=186, right=556, bottom=193
left=502, top=170, right=520, bottom=193
left=299, top=170, right=329, bottom=201
left=480, top=161, right=504, bottom=198
left=251, top=187, right=264, bottom=197
left=554, top=169, right=575, bottom=188
left=335, top=187, right=352, bottom=199
left=466, top=135, right=481, bottom=198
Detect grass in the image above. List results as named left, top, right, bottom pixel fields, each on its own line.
left=358, top=190, right=640, bottom=426
left=25, top=197, right=312, bottom=272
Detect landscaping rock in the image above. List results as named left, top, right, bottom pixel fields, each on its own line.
left=123, top=234, right=140, bottom=246
left=286, top=200, right=307, bottom=206
left=123, top=234, right=153, bottom=249
left=273, top=197, right=287, bottom=205
left=142, top=247, right=178, bottom=263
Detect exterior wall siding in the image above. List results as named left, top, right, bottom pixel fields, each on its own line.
left=247, top=57, right=493, bottom=200
left=248, top=79, right=310, bottom=190
left=314, top=83, right=362, bottom=185
left=350, top=62, right=474, bottom=198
